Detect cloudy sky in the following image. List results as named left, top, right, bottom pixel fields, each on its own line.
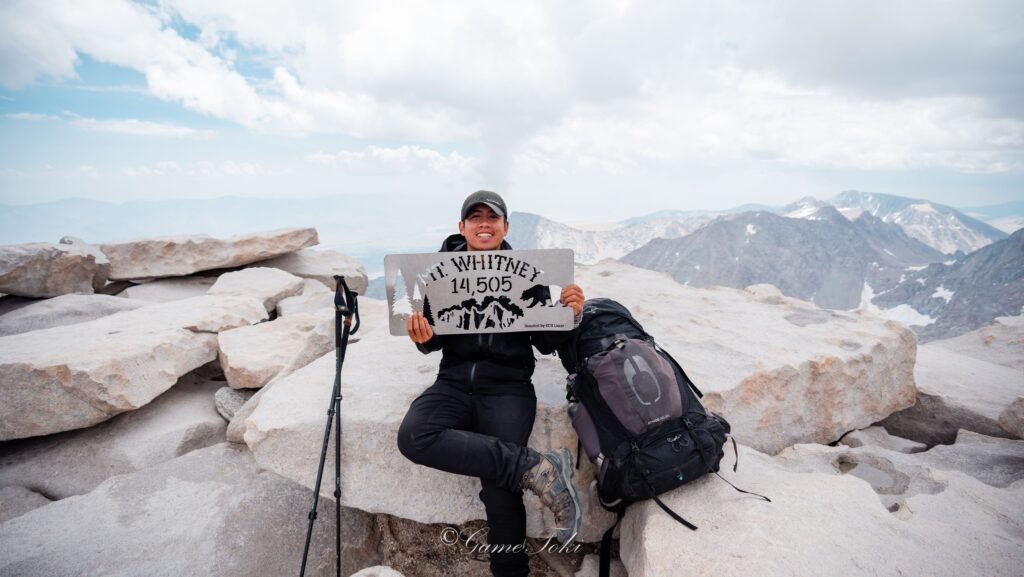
left=1, top=0, right=1021, bottom=224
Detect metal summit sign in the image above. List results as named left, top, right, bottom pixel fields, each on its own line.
left=384, top=249, right=574, bottom=336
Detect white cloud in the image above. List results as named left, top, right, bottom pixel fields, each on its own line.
left=307, top=145, right=476, bottom=176
left=5, top=109, right=215, bottom=139
left=71, top=117, right=216, bottom=139
left=5, top=112, right=60, bottom=121
left=518, top=78, right=1024, bottom=175
left=0, top=0, right=290, bottom=129
left=121, top=160, right=284, bottom=176
left=1, top=0, right=1021, bottom=187
left=75, top=164, right=99, bottom=177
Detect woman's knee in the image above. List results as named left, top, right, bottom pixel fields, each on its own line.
left=397, top=413, right=436, bottom=463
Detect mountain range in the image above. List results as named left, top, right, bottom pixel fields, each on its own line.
left=502, top=191, right=1010, bottom=266
left=505, top=211, right=713, bottom=264
left=505, top=192, right=1018, bottom=341
left=4, top=191, right=1020, bottom=342
left=826, top=190, right=1007, bottom=254
left=869, top=228, right=1024, bottom=342
left=621, top=207, right=944, bottom=311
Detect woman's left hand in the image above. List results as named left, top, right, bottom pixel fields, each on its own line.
left=560, top=283, right=585, bottom=317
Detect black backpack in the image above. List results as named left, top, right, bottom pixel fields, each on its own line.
left=558, top=299, right=769, bottom=577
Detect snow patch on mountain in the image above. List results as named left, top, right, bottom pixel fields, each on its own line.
left=857, top=283, right=936, bottom=326
left=781, top=196, right=833, bottom=220
left=932, top=285, right=954, bottom=303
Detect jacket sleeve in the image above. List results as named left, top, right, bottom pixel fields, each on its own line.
left=416, top=333, right=444, bottom=355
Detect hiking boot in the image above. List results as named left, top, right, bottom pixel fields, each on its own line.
left=519, top=448, right=582, bottom=543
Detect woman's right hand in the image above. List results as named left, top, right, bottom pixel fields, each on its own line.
left=407, top=312, right=434, bottom=344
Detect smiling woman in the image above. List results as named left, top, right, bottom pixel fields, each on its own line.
left=458, top=190, right=510, bottom=251
left=397, top=189, right=588, bottom=577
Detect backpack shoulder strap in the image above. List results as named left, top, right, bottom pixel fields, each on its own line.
left=597, top=491, right=702, bottom=577
left=603, top=305, right=706, bottom=400
left=599, top=509, right=625, bottom=577
left=656, top=344, right=704, bottom=399
left=571, top=301, right=643, bottom=374
left=651, top=491, right=698, bottom=530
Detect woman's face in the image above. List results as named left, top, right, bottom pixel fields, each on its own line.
left=459, top=204, right=509, bottom=251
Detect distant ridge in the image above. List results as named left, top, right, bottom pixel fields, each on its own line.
left=827, top=190, right=1006, bottom=254
left=622, top=207, right=943, bottom=310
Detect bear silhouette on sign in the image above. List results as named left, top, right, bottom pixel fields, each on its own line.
left=520, top=284, right=561, bottom=308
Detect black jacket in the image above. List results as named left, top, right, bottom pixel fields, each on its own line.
left=416, top=234, right=570, bottom=395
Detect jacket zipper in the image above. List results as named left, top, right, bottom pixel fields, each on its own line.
left=468, top=333, right=482, bottom=394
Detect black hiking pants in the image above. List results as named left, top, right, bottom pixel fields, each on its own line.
left=397, top=379, right=542, bottom=577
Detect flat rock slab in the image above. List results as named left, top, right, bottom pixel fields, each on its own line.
left=839, top=425, right=926, bottom=454
left=577, top=261, right=918, bottom=454
left=0, top=293, right=266, bottom=440
left=881, top=317, right=1024, bottom=445
left=619, top=443, right=1024, bottom=577
left=277, top=279, right=332, bottom=317
left=999, top=397, right=1024, bottom=439
left=107, top=292, right=269, bottom=333
left=215, top=386, right=254, bottom=420
left=117, top=276, right=217, bottom=302
left=222, top=307, right=342, bottom=441
left=100, top=227, right=319, bottom=280
left=59, top=236, right=109, bottom=291
left=218, top=313, right=329, bottom=389
left=927, top=315, right=1024, bottom=371
left=0, top=295, right=38, bottom=317
left=255, top=248, right=369, bottom=295
left=0, top=486, right=51, bottom=524
left=208, top=266, right=304, bottom=313
left=0, top=293, right=145, bottom=337
left=576, top=555, right=627, bottom=577
left=0, top=372, right=226, bottom=499
left=0, top=242, right=101, bottom=297
left=223, top=299, right=390, bottom=444
left=0, top=443, right=381, bottom=577
left=921, top=430, right=1024, bottom=487
left=778, top=429, right=1024, bottom=509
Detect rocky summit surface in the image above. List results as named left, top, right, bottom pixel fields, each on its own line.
left=0, top=293, right=267, bottom=440
left=242, top=261, right=919, bottom=548
left=1, top=231, right=1020, bottom=577
left=0, top=242, right=103, bottom=297
left=881, top=315, right=1024, bottom=445
left=99, top=227, right=319, bottom=280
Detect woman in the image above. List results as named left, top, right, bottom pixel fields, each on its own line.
left=397, top=190, right=584, bottom=577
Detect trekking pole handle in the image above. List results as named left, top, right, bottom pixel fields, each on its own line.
left=333, top=275, right=360, bottom=334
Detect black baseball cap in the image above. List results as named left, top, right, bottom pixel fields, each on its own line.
left=461, top=190, right=507, bottom=220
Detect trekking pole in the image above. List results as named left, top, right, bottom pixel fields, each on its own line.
left=299, top=276, right=360, bottom=577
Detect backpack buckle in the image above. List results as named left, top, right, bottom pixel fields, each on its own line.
left=667, top=433, right=688, bottom=452
left=565, top=374, right=579, bottom=402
